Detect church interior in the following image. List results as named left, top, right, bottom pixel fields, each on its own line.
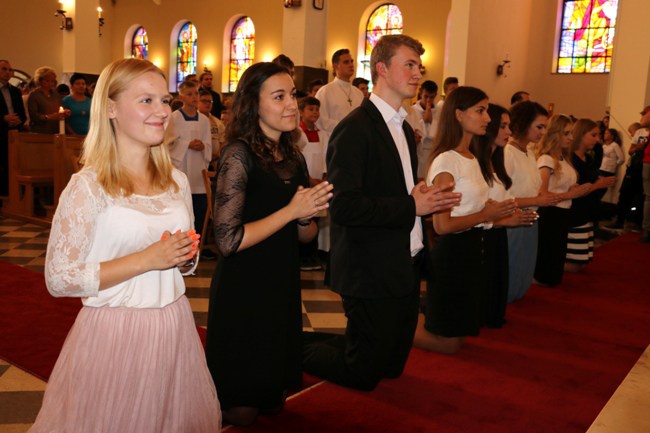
left=1, top=0, right=649, bottom=431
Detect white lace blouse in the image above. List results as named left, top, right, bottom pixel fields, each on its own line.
left=45, top=168, right=194, bottom=308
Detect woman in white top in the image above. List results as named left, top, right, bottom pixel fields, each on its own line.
left=413, top=87, right=517, bottom=355
left=504, top=101, right=561, bottom=302
left=472, top=104, right=538, bottom=328
left=599, top=128, right=625, bottom=177
left=533, top=115, right=591, bottom=287
left=30, top=59, right=222, bottom=432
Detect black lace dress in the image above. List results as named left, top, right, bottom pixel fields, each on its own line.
left=205, top=140, right=308, bottom=410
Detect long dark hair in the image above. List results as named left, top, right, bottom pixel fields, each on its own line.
left=226, top=62, right=301, bottom=169
left=606, top=128, right=622, bottom=146
left=472, top=104, right=512, bottom=189
left=428, top=86, right=489, bottom=167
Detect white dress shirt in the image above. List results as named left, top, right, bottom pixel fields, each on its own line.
left=369, top=93, right=423, bottom=257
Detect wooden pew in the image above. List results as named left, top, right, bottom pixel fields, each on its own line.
left=53, top=134, right=85, bottom=208
left=4, top=131, right=55, bottom=222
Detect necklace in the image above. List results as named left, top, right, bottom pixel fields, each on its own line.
left=337, top=81, right=353, bottom=106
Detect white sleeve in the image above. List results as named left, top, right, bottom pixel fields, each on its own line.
left=614, top=144, right=625, bottom=167
left=166, top=113, right=189, bottom=165
left=315, top=86, right=339, bottom=134
left=45, top=172, right=102, bottom=298
left=504, top=146, right=515, bottom=177
left=200, top=116, right=212, bottom=164
left=537, top=154, right=555, bottom=171
left=426, top=152, right=458, bottom=185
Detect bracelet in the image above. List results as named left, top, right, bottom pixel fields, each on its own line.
left=297, top=219, right=311, bottom=227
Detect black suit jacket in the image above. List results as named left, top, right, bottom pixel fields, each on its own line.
left=0, top=83, right=26, bottom=132
left=326, top=97, right=421, bottom=299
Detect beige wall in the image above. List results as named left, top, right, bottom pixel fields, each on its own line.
left=3, top=1, right=64, bottom=79
left=0, top=0, right=626, bottom=120
left=529, top=0, right=609, bottom=119
left=462, top=0, right=609, bottom=119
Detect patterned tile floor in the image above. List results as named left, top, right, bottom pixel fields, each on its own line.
left=0, top=215, right=346, bottom=431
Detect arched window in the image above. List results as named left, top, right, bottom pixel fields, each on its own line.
left=131, top=26, right=148, bottom=60
left=556, top=0, right=619, bottom=73
left=176, top=22, right=198, bottom=90
left=228, top=17, right=255, bottom=92
left=360, top=4, right=403, bottom=83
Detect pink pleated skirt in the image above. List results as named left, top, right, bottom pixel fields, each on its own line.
left=29, top=295, right=221, bottom=433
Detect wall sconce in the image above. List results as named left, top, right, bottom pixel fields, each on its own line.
left=284, top=0, right=302, bottom=8
left=54, top=8, right=73, bottom=31
left=97, top=7, right=105, bottom=36
left=496, top=59, right=510, bottom=77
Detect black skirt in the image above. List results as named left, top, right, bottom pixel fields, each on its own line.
left=534, top=206, right=571, bottom=286
left=424, top=228, right=488, bottom=337
left=484, top=227, right=509, bottom=328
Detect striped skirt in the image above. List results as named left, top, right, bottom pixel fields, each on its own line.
left=566, top=222, right=594, bottom=264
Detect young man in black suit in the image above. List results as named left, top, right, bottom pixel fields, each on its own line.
left=303, top=35, right=461, bottom=391
left=0, top=59, right=27, bottom=197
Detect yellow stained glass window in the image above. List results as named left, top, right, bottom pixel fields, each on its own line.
left=360, top=4, right=403, bottom=84
left=229, top=17, right=255, bottom=93
left=557, top=0, right=618, bottom=73
left=131, top=27, right=148, bottom=60
left=176, top=22, right=197, bottom=89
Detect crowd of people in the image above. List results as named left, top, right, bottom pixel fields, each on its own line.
left=1, top=30, right=648, bottom=432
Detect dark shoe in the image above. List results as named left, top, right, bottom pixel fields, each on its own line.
left=300, top=257, right=321, bottom=271
left=201, top=248, right=217, bottom=260
left=604, top=221, right=623, bottom=230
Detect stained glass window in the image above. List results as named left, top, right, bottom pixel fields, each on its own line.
left=557, top=0, right=618, bottom=73
left=229, top=17, right=255, bottom=92
left=131, top=26, right=148, bottom=60
left=360, top=4, right=403, bottom=83
left=176, top=22, right=198, bottom=90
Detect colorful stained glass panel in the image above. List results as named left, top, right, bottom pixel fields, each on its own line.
left=556, top=0, right=618, bottom=73
left=131, top=26, right=148, bottom=60
left=228, top=17, right=255, bottom=92
left=360, top=4, right=403, bottom=84
left=176, top=22, right=197, bottom=90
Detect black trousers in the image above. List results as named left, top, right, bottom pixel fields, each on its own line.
left=302, top=255, right=422, bottom=391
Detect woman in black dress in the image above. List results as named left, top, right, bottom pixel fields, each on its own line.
left=205, top=63, right=333, bottom=426
left=565, top=118, right=615, bottom=272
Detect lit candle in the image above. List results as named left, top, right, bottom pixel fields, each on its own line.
left=59, top=106, right=65, bottom=135
left=97, top=7, right=103, bottom=18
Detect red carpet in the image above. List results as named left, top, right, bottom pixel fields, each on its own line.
left=0, top=261, right=81, bottom=380
left=0, top=261, right=208, bottom=381
left=228, top=233, right=650, bottom=433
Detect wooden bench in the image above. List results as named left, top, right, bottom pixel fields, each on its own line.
left=53, top=134, right=85, bottom=208
left=4, top=131, right=55, bottom=221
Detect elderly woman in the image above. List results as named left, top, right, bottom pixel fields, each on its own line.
left=27, top=66, right=70, bottom=133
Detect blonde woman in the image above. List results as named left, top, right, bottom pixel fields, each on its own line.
left=533, top=115, right=591, bottom=286
left=27, top=66, right=70, bottom=133
left=30, top=59, right=221, bottom=432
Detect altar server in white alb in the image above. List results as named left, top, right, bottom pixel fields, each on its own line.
left=315, top=48, right=365, bottom=134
